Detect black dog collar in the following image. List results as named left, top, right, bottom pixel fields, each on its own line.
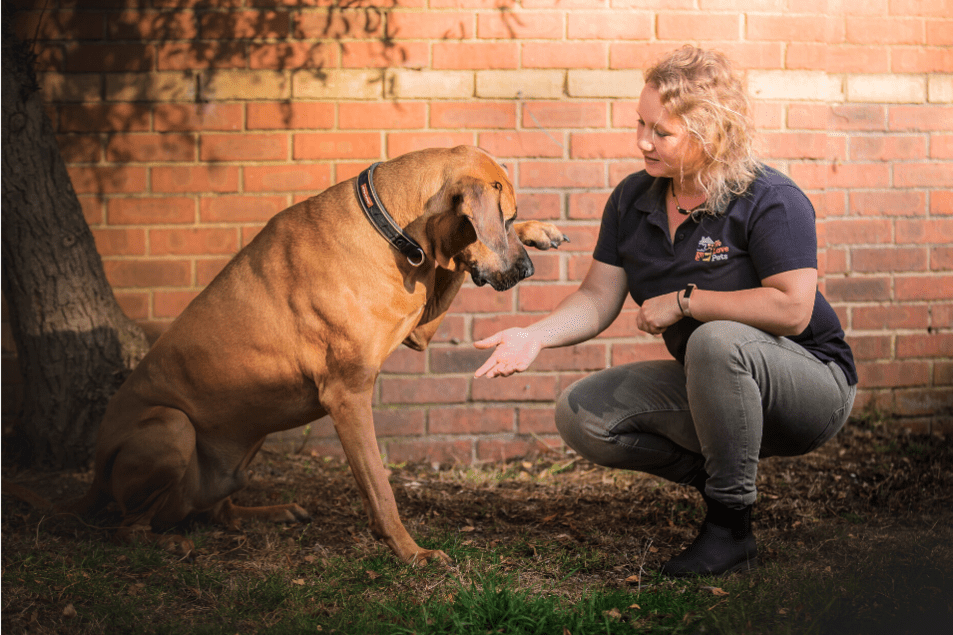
left=356, top=162, right=425, bottom=267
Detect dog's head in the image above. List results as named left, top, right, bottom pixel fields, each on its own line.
left=424, top=149, right=533, bottom=292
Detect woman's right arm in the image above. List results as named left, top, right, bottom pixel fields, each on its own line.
left=473, top=260, right=629, bottom=378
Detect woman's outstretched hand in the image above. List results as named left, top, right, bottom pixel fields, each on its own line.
left=473, top=328, right=543, bottom=378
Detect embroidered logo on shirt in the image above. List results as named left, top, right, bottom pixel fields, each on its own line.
left=695, top=236, right=729, bottom=262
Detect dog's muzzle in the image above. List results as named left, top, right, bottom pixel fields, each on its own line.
left=470, top=252, right=535, bottom=291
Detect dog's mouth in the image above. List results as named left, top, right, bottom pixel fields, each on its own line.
left=469, top=257, right=534, bottom=291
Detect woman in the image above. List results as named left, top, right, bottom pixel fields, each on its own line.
left=473, top=46, right=857, bottom=577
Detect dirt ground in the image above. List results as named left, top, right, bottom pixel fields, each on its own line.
left=3, top=417, right=952, bottom=632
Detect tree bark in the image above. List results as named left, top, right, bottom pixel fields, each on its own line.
left=1, top=27, right=149, bottom=469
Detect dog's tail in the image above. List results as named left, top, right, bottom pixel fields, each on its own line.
left=1, top=479, right=54, bottom=510
left=2, top=478, right=109, bottom=518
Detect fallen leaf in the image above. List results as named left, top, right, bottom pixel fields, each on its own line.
left=624, top=574, right=641, bottom=583
left=291, top=578, right=305, bottom=586
left=62, top=604, right=77, bottom=618
left=365, top=570, right=380, bottom=580
left=603, top=608, right=622, bottom=620
left=461, top=525, right=475, bottom=532
left=702, top=586, right=729, bottom=596
left=778, top=608, right=788, bottom=615
left=648, top=546, right=659, bottom=553
left=629, top=603, right=641, bottom=610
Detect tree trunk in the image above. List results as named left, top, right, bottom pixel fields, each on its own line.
left=1, top=27, right=150, bottom=469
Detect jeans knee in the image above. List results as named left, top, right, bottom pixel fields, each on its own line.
left=685, top=321, right=753, bottom=371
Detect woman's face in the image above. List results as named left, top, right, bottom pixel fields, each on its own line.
left=636, top=83, right=704, bottom=183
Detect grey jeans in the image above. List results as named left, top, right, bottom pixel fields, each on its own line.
left=555, top=321, right=856, bottom=508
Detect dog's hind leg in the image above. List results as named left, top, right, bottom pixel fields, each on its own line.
left=107, top=406, right=200, bottom=558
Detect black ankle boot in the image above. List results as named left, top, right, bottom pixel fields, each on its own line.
left=660, top=496, right=758, bottom=578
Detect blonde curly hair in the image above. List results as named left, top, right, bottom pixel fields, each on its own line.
left=644, top=46, right=761, bottom=215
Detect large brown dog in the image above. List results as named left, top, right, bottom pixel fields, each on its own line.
left=67, top=146, right=567, bottom=565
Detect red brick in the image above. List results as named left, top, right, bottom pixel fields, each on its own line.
left=201, top=195, right=287, bottom=223
left=386, top=439, right=472, bottom=465
left=895, top=389, right=953, bottom=420
left=65, top=43, right=155, bottom=72
left=108, top=10, right=198, bottom=40
left=15, top=10, right=105, bottom=41
left=748, top=15, right=840, bottom=43
left=611, top=341, right=674, bottom=365
left=109, top=197, right=195, bottom=225
left=857, top=361, right=930, bottom=388
left=152, top=166, right=240, bottom=193
left=68, top=166, right=148, bottom=194
left=849, top=191, right=925, bottom=216
left=429, top=347, right=492, bottom=374
left=758, top=133, right=831, bottom=161
left=379, top=377, right=469, bottom=404
left=339, top=102, right=426, bottom=130
left=431, top=103, right=517, bottom=129
left=610, top=42, right=683, bottom=70
left=570, top=133, right=640, bottom=159
left=520, top=161, right=605, bottom=189
left=244, top=164, right=332, bottom=192
left=471, top=314, right=540, bottom=342
left=516, top=193, right=561, bottom=220
left=114, top=292, right=149, bottom=321
left=106, top=133, right=196, bottom=163
left=895, top=163, right=953, bottom=189
left=568, top=192, right=608, bottom=219
left=196, top=258, right=232, bottom=286
left=155, top=104, right=243, bottom=132
left=478, top=11, right=563, bottom=39
left=247, top=103, right=335, bottom=130
left=372, top=409, right=427, bottom=438
left=200, top=10, right=290, bottom=39
left=389, top=11, right=474, bottom=39
left=790, top=163, right=890, bottom=190
left=852, top=304, right=929, bottom=330
left=476, top=438, right=549, bottom=462
left=848, top=335, right=893, bottom=362
left=898, top=333, right=953, bottom=359
left=845, top=17, right=925, bottom=45
left=381, top=347, right=427, bottom=374
left=524, top=102, right=606, bottom=129
left=294, top=133, right=380, bottom=160
left=341, top=41, right=429, bottom=68
left=154, top=290, right=201, bottom=319
left=567, top=12, right=652, bottom=40
left=851, top=247, right=927, bottom=272
left=931, top=135, right=953, bottom=160
left=471, top=374, right=559, bottom=402
left=522, top=42, right=606, bottom=69
left=433, top=42, right=519, bottom=69
left=931, top=303, right=953, bottom=329
left=57, top=135, right=102, bottom=163
left=896, top=219, right=953, bottom=244
left=480, top=132, right=563, bottom=158
left=896, top=274, right=953, bottom=301
left=821, top=219, right=893, bottom=245
left=294, top=9, right=385, bottom=40
left=932, top=191, right=953, bottom=215
left=517, top=283, right=577, bottom=312
left=892, top=46, right=953, bottom=73
left=933, top=246, right=953, bottom=271
left=92, top=228, right=146, bottom=256
left=788, top=44, right=890, bottom=73
left=429, top=406, right=515, bottom=434
left=525, top=253, right=560, bottom=281
left=201, top=133, right=288, bottom=162
left=533, top=343, right=607, bottom=371
left=824, top=276, right=891, bottom=302
left=386, top=133, right=474, bottom=159
left=157, top=42, right=246, bottom=70
left=103, top=259, right=192, bottom=288
left=609, top=161, right=643, bottom=186
left=927, top=19, right=953, bottom=46
left=517, top=407, right=557, bottom=435
left=449, top=287, right=515, bottom=314
left=150, top=228, right=239, bottom=256
left=79, top=196, right=104, bottom=226
left=657, top=13, right=739, bottom=41
left=249, top=42, right=336, bottom=70
left=850, top=135, right=928, bottom=161
left=59, top=104, right=151, bottom=133
left=890, top=106, right=953, bottom=132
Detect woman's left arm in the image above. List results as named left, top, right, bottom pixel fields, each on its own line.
left=637, top=268, right=817, bottom=337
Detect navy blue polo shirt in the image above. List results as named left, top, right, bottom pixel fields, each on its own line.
left=594, top=166, right=857, bottom=385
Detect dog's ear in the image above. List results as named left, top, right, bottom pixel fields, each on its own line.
left=427, top=211, right=476, bottom=269
left=456, top=178, right=508, bottom=260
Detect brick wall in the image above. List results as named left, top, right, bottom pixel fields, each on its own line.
left=5, top=0, right=952, bottom=463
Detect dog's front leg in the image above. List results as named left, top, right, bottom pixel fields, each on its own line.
left=328, top=388, right=451, bottom=566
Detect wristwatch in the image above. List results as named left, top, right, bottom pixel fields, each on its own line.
left=681, top=283, right=697, bottom=318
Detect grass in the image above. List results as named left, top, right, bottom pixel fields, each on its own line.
left=5, top=515, right=951, bottom=635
